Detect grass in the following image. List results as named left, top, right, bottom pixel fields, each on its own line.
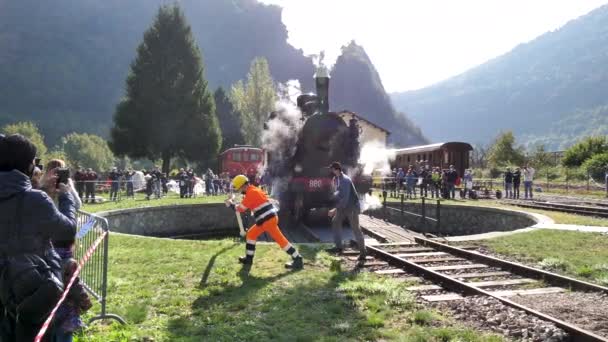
left=374, top=190, right=608, bottom=226
left=77, top=234, right=503, bottom=341
left=82, top=192, right=225, bottom=213
left=479, top=229, right=608, bottom=285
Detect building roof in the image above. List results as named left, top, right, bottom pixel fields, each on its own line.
left=393, top=142, right=473, bottom=154
left=337, top=111, right=391, bottom=135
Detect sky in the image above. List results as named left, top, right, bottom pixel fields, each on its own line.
left=259, top=0, right=608, bottom=93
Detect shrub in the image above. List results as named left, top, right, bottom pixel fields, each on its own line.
left=582, top=152, right=608, bottom=181
left=562, top=136, right=608, bottom=167
left=538, top=257, right=568, bottom=272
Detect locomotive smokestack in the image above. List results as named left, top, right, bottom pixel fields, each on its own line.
left=314, top=65, right=330, bottom=115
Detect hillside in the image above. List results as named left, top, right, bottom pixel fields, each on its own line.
left=332, top=42, right=427, bottom=146
left=0, top=0, right=313, bottom=144
left=391, top=4, right=608, bottom=150
left=0, top=0, right=425, bottom=148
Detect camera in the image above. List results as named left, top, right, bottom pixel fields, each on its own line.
left=35, top=158, right=43, bottom=171
left=56, top=168, right=70, bottom=187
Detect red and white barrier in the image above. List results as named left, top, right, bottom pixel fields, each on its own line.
left=34, top=231, right=108, bottom=342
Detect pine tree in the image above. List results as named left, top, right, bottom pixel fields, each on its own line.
left=214, top=87, right=245, bottom=150
left=110, top=4, right=220, bottom=173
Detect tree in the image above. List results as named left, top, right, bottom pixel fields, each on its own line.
left=562, top=136, right=608, bottom=167
left=214, top=87, right=245, bottom=151
left=487, top=131, right=525, bottom=167
left=231, top=57, right=277, bottom=146
left=530, top=144, right=553, bottom=169
left=62, top=133, right=115, bottom=171
left=582, top=152, right=608, bottom=181
left=1, top=121, right=48, bottom=158
left=470, top=143, right=489, bottom=169
left=110, top=4, right=220, bottom=174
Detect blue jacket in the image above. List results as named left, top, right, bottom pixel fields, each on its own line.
left=0, top=170, right=77, bottom=257
left=333, top=173, right=360, bottom=211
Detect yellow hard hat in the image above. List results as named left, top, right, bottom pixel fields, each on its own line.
left=232, top=174, right=249, bottom=191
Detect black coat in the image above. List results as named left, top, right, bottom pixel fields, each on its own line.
left=0, top=170, right=77, bottom=340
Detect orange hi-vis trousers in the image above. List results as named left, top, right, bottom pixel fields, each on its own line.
left=244, top=216, right=300, bottom=260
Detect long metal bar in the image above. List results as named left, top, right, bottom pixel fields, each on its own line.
left=367, top=245, right=608, bottom=342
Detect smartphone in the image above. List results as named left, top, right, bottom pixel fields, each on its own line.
left=35, top=158, right=43, bottom=171
left=56, top=168, right=70, bottom=187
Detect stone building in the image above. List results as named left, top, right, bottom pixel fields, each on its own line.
left=338, top=111, right=390, bottom=147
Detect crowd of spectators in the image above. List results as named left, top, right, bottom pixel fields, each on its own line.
left=391, top=162, right=464, bottom=200
left=503, top=165, right=535, bottom=199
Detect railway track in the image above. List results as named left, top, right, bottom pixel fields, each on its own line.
left=357, top=236, right=608, bottom=341
left=502, top=199, right=608, bottom=218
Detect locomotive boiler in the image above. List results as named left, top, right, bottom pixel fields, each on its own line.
left=265, top=66, right=372, bottom=222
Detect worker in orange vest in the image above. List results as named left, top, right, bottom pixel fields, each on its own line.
left=225, top=175, right=303, bottom=269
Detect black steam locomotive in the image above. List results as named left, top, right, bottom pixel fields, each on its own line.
left=265, top=66, right=372, bottom=222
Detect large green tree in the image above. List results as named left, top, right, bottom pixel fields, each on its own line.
left=231, top=57, right=277, bottom=146
left=62, top=133, right=115, bottom=171
left=487, top=131, right=525, bottom=167
left=1, top=121, right=48, bottom=157
left=562, top=136, right=608, bottom=167
left=110, top=4, right=220, bottom=173
left=214, top=87, right=245, bottom=151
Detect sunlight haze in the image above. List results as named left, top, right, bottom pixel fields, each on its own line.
left=260, top=0, right=608, bottom=92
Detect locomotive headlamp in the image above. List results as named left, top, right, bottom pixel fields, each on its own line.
left=314, top=65, right=330, bottom=115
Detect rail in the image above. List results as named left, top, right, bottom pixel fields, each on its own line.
left=366, top=241, right=608, bottom=342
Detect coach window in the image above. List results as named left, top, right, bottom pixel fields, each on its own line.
left=250, top=153, right=259, bottom=161
left=233, top=152, right=241, bottom=161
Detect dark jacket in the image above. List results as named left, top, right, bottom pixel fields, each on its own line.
left=446, top=170, right=459, bottom=183
left=0, top=170, right=77, bottom=330
left=513, top=170, right=521, bottom=184
left=333, top=173, right=360, bottom=211
left=504, top=171, right=514, bottom=183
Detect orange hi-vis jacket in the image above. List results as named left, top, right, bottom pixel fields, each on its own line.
left=238, top=185, right=277, bottom=225
left=238, top=185, right=290, bottom=249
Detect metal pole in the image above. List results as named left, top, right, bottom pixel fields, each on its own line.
left=586, top=171, right=590, bottom=192
left=400, top=193, right=405, bottom=226
left=436, top=199, right=441, bottom=231
left=382, top=190, right=387, bottom=218
left=421, top=197, right=426, bottom=224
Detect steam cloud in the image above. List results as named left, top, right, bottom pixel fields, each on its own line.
left=261, top=81, right=305, bottom=199
left=360, top=193, right=382, bottom=212
left=312, top=49, right=341, bottom=72
left=358, top=141, right=396, bottom=175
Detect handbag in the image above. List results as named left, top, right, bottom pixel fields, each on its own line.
left=0, top=192, right=64, bottom=324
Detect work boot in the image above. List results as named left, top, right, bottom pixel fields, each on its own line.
left=325, top=246, right=343, bottom=255
left=285, top=256, right=303, bottom=270
left=238, top=256, right=253, bottom=265
left=357, top=254, right=367, bottom=266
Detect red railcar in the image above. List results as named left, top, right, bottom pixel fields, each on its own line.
left=219, top=146, right=265, bottom=179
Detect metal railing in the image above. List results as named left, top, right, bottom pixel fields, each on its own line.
left=74, top=210, right=125, bottom=324
left=375, top=190, right=440, bottom=231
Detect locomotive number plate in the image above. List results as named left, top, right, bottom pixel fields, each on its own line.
left=309, top=179, right=323, bottom=189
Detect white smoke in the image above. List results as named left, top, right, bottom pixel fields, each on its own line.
left=358, top=141, right=396, bottom=175
left=261, top=90, right=305, bottom=199
left=311, top=49, right=341, bottom=72
left=360, top=193, right=382, bottom=212
left=277, top=79, right=302, bottom=105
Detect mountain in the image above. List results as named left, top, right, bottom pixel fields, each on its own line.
left=0, top=0, right=424, bottom=148
left=331, top=42, right=427, bottom=146
left=0, top=0, right=313, bottom=144
left=391, top=4, right=608, bottom=150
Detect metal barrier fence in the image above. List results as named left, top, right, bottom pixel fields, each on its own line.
left=74, top=210, right=125, bottom=324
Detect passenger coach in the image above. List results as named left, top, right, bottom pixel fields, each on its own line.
left=392, top=142, right=473, bottom=176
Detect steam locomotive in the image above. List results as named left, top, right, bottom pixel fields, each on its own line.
left=265, top=66, right=372, bottom=222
